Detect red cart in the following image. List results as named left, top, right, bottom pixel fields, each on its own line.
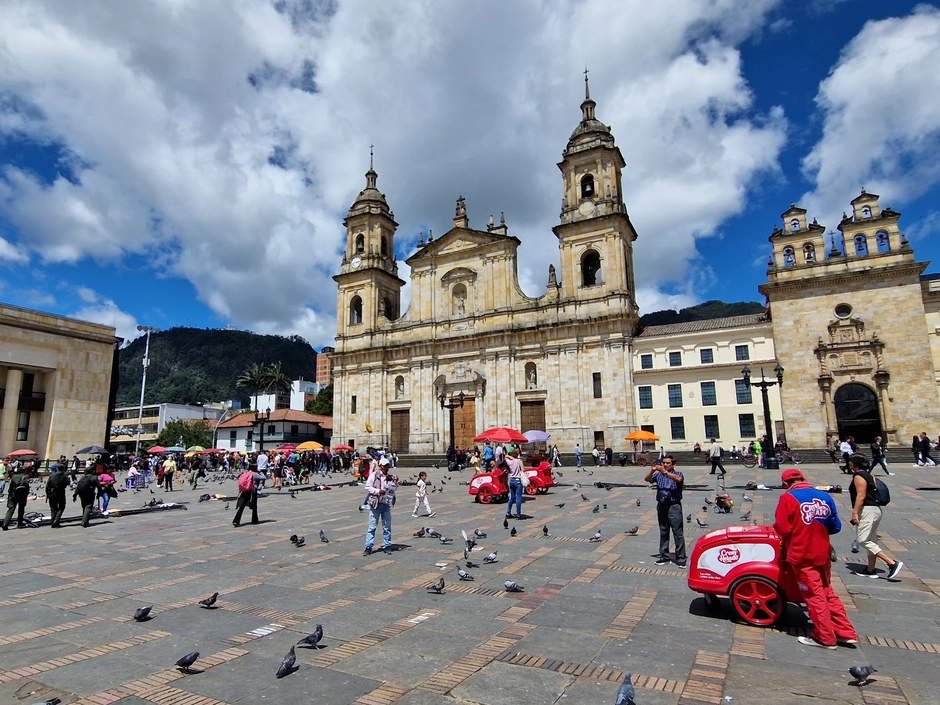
left=687, top=525, right=801, bottom=626
left=468, top=461, right=556, bottom=503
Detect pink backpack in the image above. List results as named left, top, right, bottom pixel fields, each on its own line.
left=238, top=471, right=254, bottom=493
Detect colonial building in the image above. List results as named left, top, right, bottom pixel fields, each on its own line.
left=216, top=409, right=332, bottom=454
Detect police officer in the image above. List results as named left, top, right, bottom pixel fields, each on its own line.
left=72, top=467, right=101, bottom=528
left=2, top=465, right=31, bottom=530
left=45, top=463, right=70, bottom=528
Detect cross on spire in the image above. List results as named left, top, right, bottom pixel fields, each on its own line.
left=583, top=66, right=590, bottom=99
left=369, top=144, right=374, bottom=171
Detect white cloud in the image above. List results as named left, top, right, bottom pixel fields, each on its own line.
left=71, top=295, right=139, bottom=342
left=75, top=285, right=99, bottom=303
left=0, top=235, right=28, bottom=262
left=0, top=0, right=787, bottom=345
left=801, top=5, right=940, bottom=227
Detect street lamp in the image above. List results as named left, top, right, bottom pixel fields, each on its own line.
left=439, top=391, right=465, bottom=461
left=134, top=325, right=161, bottom=456
left=741, top=363, right=785, bottom=470
left=254, top=407, right=271, bottom=452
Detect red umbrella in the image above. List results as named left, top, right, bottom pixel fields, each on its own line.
left=333, top=444, right=354, bottom=451
left=5, top=448, right=38, bottom=458
left=147, top=446, right=167, bottom=454
left=474, top=427, right=528, bottom=444
left=203, top=448, right=225, bottom=455
left=275, top=444, right=298, bottom=452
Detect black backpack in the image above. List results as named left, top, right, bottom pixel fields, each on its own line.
left=873, top=477, right=891, bottom=506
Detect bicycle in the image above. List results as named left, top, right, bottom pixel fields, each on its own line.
left=739, top=452, right=758, bottom=468
left=774, top=449, right=803, bottom=464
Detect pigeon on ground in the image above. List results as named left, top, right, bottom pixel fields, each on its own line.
left=705, top=496, right=714, bottom=505
left=297, top=624, right=323, bottom=648
left=590, top=530, right=602, bottom=542
left=555, top=503, right=565, bottom=508
left=625, top=526, right=638, bottom=536
left=224, top=503, right=230, bottom=510
left=848, top=665, right=877, bottom=686
left=592, top=504, right=600, bottom=513
left=426, top=528, right=441, bottom=538
left=603, top=503, right=608, bottom=509
left=473, top=529, right=487, bottom=538
left=616, top=671, right=636, bottom=705
left=686, top=513, right=692, bottom=523
left=740, top=510, right=752, bottom=521
left=503, top=517, right=509, bottom=529
left=556, top=471, right=563, bottom=477
left=427, top=577, right=445, bottom=594
left=742, top=494, right=753, bottom=502
left=133, top=605, right=153, bottom=622
left=438, top=536, right=452, bottom=544
left=198, top=592, right=219, bottom=609
left=441, top=478, right=446, bottom=484
left=413, top=527, right=427, bottom=538
left=457, top=568, right=474, bottom=581
left=542, top=525, right=549, bottom=537
left=696, top=518, right=709, bottom=527
left=466, top=560, right=479, bottom=568
left=276, top=645, right=297, bottom=678
left=290, top=534, right=299, bottom=543
left=581, top=494, right=589, bottom=501
left=636, top=498, right=641, bottom=507
left=483, top=550, right=498, bottom=563
left=510, top=526, right=517, bottom=537
left=319, top=530, right=329, bottom=543
left=463, top=548, right=471, bottom=560
left=702, top=505, right=708, bottom=512
left=504, top=580, right=525, bottom=593
left=198, top=494, right=211, bottom=503
left=28, top=699, right=61, bottom=705
left=176, top=651, right=200, bottom=671
left=851, top=540, right=860, bottom=554
left=295, top=537, right=305, bottom=547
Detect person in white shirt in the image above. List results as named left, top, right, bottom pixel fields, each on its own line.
left=412, top=471, right=435, bottom=518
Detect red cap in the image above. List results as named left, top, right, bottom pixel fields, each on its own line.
left=781, top=468, right=805, bottom=483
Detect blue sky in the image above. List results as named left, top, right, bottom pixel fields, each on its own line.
left=1, top=0, right=939, bottom=348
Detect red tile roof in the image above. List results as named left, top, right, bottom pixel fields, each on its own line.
left=218, top=409, right=333, bottom=430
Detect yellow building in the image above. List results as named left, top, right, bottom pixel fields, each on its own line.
left=0, top=303, right=121, bottom=459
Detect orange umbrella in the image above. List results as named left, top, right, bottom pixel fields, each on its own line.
left=625, top=430, right=659, bottom=442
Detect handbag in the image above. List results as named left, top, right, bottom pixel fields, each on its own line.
left=520, top=473, right=530, bottom=487
left=106, top=485, right=118, bottom=498
left=367, top=494, right=380, bottom=509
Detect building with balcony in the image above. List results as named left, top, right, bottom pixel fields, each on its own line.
left=216, top=409, right=332, bottom=453
left=109, top=402, right=232, bottom=452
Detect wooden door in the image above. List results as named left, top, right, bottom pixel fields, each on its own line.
left=390, top=410, right=410, bottom=454
left=520, top=401, right=546, bottom=433
left=454, top=398, right=476, bottom=452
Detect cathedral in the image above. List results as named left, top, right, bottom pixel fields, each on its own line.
left=330, top=82, right=940, bottom=454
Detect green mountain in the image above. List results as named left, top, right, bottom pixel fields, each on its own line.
left=639, top=300, right=765, bottom=327
left=117, top=327, right=319, bottom=406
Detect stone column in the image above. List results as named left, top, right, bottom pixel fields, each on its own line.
left=0, top=368, right=23, bottom=453
left=819, top=375, right=835, bottom=437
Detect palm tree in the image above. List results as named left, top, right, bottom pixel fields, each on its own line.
left=266, top=362, right=292, bottom=395
left=236, top=363, right=271, bottom=409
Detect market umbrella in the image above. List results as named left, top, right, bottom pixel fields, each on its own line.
left=522, top=430, right=551, bottom=443
left=147, top=446, right=167, bottom=454
left=275, top=444, right=298, bottom=452
left=474, top=427, right=528, bottom=444
left=625, top=430, right=659, bottom=442
left=186, top=445, right=206, bottom=453
left=333, top=444, right=354, bottom=451
left=203, top=448, right=225, bottom=455
left=165, top=446, right=186, bottom=452
left=76, top=444, right=109, bottom=455
left=297, top=441, right=324, bottom=451
left=5, top=448, right=38, bottom=458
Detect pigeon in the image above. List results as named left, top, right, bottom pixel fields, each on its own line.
left=556, top=471, right=563, bottom=477
left=581, top=494, right=589, bottom=501
left=592, top=504, right=600, bottom=513
left=176, top=651, right=200, bottom=671
left=413, top=527, right=427, bottom=538
left=702, top=505, right=708, bottom=513
left=319, top=530, right=329, bottom=543
left=473, top=529, right=487, bottom=538
left=696, top=518, right=709, bottom=527
left=133, top=605, right=153, bottom=622
left=290, top=534, right=299, bottom=543
left=483, top=550, right=498, bottom=563
left=438, top=536, right=452, bottom=544
left=224, top=503, right=230, bottom=510
left=440, top=478, right=446, bottom=484
left=503, top=517, right=509, bottom=529
left=198, top=494, right=210, bottom=503
left=295, top=537, right=305, bottom=547
left=28, top=699, right=60, bottom=705
left=575, top=482, right=582, bottom=488
left=542, top=525, right=549, bottom=537
left=554, top=503, right=565, bottom=508
left=457, top=568, right=474, bottom=581
left=625, top=526, right=638, bottom=536
left=427, top=577, right=445, bottom=594
left=466, top=560, right=479, bottom=568
left=636, top=498, right=641, bottom=507
left=603, top=503, right=608, bottom=509
left=590, top=530, right=602, bottom=542
left=705, top=496, right=713, bottom=505
left=742, top=494, right=753, bottom=502
left=276, top=645, right=296, bottom=678
left=848, top=665, right=877, bottom=686
left=198, top=592, right=219, bottom=609
left=616, top=671, right=636, bottom=705
left=297, top=624, right=323, bottom=648
left=851, top=540, right=860, bottom=554
left=463, top=548, right=471, bottom=560
left=740, top=510, right=752, bottom=521
left=426, top=528, right=441, bottom=538
left=510, top=526, right=517, bottom=537
left=504, top=580, right=525, bottom=593
left=686, top=513, right=692, bottom=523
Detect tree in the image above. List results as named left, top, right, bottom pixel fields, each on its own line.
left=152, top=419, right=213, bottom=449
left=236, top=362, right=271, bottom=408
left=266, top=362, right=292, bottom=394
left=306, top=383, right=333, bottom=416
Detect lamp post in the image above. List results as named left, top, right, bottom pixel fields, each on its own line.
left=134, top=325, right=160, bottom=456
left=439, top=391, right=465, bottom=461
left=254, top=407, right=271, bottom=452
left=741, top=363, right=784, bottom=470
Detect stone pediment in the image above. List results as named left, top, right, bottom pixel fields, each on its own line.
left=406, top=227, right=518, bottom=264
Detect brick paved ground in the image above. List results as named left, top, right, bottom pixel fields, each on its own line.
left=1, top=460, right=938, bottom=704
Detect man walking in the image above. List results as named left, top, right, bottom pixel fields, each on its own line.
left=707, top=438, right=725, bottom=475
left=869, top=437, right=892, bottom=476
left=232, top=467, right=263, bottom=527
left=2, top=464, right=30, bottom=530
left=45, top=463, right=70, bottom=528
left=72, top=467, right=101, bottom=528
left=915, top=432, right=936, bottom=466
left=162, top=454, right=176, bottom=491
left=574, top=444, right=582, bottom=468
left=645, top=455, right=686, bottom=567
left=773, top=468, right=857, bottom=649
left=848, top=454, right=903, bottom=579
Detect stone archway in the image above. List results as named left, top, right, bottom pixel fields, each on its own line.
left=834, top=383, right=882, bottom=444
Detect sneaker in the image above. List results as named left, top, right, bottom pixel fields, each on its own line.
left=797, top=636, right=836, bottom=650
left=383, top=547, right=392, bottom=555
left=411, top=513, right=419, bottom=518
left=887, top=561, right=904, bottom=580
left=675, top=562, right=687, bottom=568
left=886, top=471, right=895, bottom=476
left=856, top=570, right=879, bottom=579
left=362, top=547, right=372, bottom=557
left=654, top=558, right=671, bottom=566
left=427, top=512, right=436, bottom=518
left=837, top=637, right=859, bottom=646
left=359, top=504, right=367, bottom=512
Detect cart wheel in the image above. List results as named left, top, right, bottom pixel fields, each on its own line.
left=703, top=593, right=722, bottom=613
left=636, top=456, right=648, bottom=467
left=524, top=483, right=539, bottom=496
left=729, top=576, right=784, bottom=626
left=477, top=486, right=493, bottom=504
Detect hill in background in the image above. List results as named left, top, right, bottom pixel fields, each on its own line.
left=639, top=300, right=765, bottom=327
left=117, top=327, right=318, bottom=406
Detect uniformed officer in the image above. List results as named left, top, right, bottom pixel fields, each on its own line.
left=45, top=463, right=70, bottom=528
left=2, top=466, right=31, bottom=530
left=72, top=467, right=101, bottom=528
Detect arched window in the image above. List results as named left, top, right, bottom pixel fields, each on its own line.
left=782, top=246, right=796, bottom=266
left=524, top=362, right=538, bottom=389
left=382, top=297, right=395, bottom=321
left=349, top=296, right=362, bottom=325
left=876, top=231, right=890, bottom=253
left=790, top=219, right=801, bottom=232
left=580, top=174, right=595, bottom=199
left=803, top=243, right=816, bottom=263
left=452, top=283, right=467, bottom=316
left=355, top=234, right=365, bottom=253
left=854, top=235, right=868, bottom=255
left=862, top=206, right=872, bottom=218
left=581, top=250, right=602, bottom=286
left=381, top=236, right=388, bottom=256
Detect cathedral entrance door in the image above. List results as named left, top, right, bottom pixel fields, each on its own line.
left=390, top=410, right=410, bottom=454
left=454, top=398, right=476, bottom=452
left=834, top=383, right=881, bottom=444
left=520, top=401, right=546, bottom=437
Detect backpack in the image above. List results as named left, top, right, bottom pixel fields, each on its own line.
left=873, top=477, right=891, bottom=506
left=238, top=471, right=254, bottom=493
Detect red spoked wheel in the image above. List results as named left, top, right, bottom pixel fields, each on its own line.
left=524, top=483, right=539, bottom=496
left=729, top=576, right=784, bottom=626
left=477, top=486, right=493, bottom=504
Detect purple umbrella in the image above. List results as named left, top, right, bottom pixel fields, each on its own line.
left=522, top=430, right=551, bottom=443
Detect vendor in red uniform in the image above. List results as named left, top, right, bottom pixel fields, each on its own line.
left=773, top=468, right=858, bottom=649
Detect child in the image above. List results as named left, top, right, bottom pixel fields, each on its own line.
left=412, top=471, right=435, bottom=518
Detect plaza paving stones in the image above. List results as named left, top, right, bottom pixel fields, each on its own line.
left=1, top=462, right=939, bottom=703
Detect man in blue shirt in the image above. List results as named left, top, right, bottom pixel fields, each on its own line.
left=482, top=443, right=494, bottom=470
left=575, top=444, right=582, bottom=468
left=645, top=455, right=686, bottom=567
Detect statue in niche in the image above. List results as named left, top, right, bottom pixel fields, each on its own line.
left=457, top=294, right=465, bottom=315
left=395, top=378, right=404, bottom=399
left=527, top=367, right=538, bottom=389
left=548, top=264, right=558, bottom=288
left=378, top=299, right=386, bottom=317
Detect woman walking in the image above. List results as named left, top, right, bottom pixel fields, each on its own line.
left=363, top=459, right=398, bottom=556
left=504, top=449, right=525, bottom=519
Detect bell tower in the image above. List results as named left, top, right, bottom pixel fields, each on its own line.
left=552, top=73, right=639, bottom=312
left=334, top=150, right=405, bottom=346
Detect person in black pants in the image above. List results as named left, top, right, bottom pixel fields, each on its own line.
left=45, top=463, right=70, bottom=528
left=916, top=432, right=936, bottom=466
left=2, top=468, right=30, bottom=530
left=645, top=456, right=686, bottom=567
left=869, top=437, right=892, bottom=476
left=233, top=470, right=262, bottom=527
left=707, top=439, right=725, bottom=475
